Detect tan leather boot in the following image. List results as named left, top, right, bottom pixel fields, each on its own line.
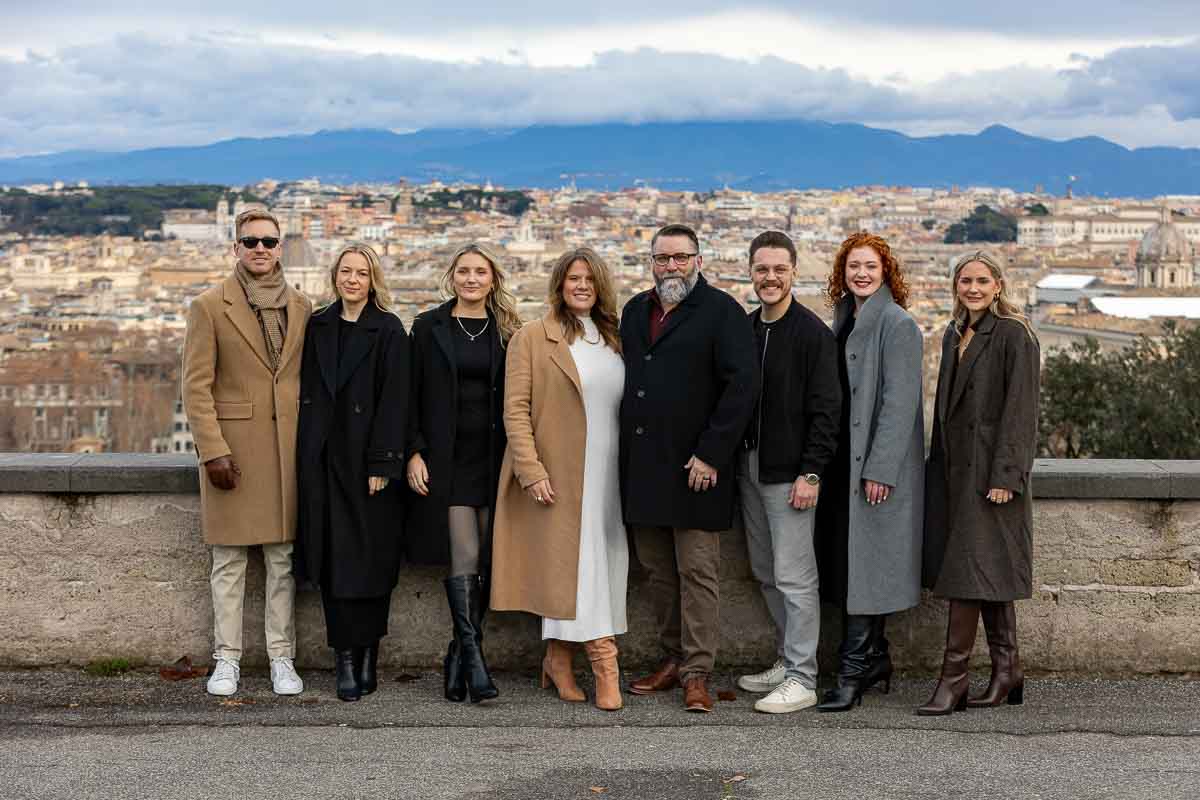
left=541, top=639, right=585, bottom=702
left=583, top=637, right=623, bottom=711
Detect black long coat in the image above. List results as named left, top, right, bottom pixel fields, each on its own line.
left=405, top=300, right=507, bottom=565
left=294, top=300, right=410, bottom=599
left=923, top=311, right=1040, bottom=601
left=619, top=275, right=758, bottom=532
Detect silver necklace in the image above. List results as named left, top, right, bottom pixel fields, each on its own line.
left=456, top=315, right=489, bottom=341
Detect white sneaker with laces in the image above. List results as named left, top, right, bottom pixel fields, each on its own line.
left=206, top=657, right=240, bottom=696
left=270, top=656, right=304, bottom=695
left=754, top=676, right=818, bottom=714
left=737, top=658, right=786, bottom=693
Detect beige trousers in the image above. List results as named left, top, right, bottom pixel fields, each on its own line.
left=210, top=543, right=296, bottom=661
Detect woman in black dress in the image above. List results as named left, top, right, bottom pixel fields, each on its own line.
left=295, top=243, right=410, bottom=702
left=406, top=243, right=523, bottom=702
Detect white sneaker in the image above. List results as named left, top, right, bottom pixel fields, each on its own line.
left=270, top=656, right=304, bottom=695
left=754, top=677, right=818, bottom=714
left=206, top=657, right=240, bottom=696
left=737, top=658, right=786, bottom=693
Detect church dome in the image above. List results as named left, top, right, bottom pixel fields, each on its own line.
left=280, top=233, right=318, bottom=269
left=1137, top=212, right=1193, bottom=265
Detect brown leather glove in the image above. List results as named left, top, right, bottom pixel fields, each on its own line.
left=205, top=455, right=241, bottom=490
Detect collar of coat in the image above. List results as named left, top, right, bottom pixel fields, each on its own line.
left=834, top=282, right=897, bottom=335
left=220, top=273, right=307, bottom=374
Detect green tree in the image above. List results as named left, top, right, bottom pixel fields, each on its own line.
left=1025, top=202, right=1050, bottom=216
left=944, top=205, right=1017, bottom=244
left=1040, top=322, right=1200, bottom=458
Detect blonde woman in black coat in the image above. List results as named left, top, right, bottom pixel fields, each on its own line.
left=918, top=250, right=1040, bottom=716
left=295, top=243, right=410, bottom=702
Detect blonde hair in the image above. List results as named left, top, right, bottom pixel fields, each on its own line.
left=234, top=209, right=281, bottom=238
left=547, top=247, right=621, bottom=353
left=951, top=250, right=1036, bottom=341
left=440, top=243, right=522, bottom=343
left=329, top=242, right=393, bottom=312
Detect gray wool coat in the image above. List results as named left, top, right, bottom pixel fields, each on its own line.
left=923, top=312, right=1040, bottom=600
left=830, top=285, right=925, bottom=615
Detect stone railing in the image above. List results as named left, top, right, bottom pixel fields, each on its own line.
left=1, top=454, right=1197, bottom=675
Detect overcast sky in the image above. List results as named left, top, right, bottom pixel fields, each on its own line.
left=2, top=2, right=1199, bottom=157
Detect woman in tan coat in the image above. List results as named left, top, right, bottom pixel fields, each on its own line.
left=491, top=248, right=628, bottom=711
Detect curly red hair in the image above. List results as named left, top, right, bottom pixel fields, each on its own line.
left=825, top=232, right=910, bottom=309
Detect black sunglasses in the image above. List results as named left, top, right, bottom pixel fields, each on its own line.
left=239, top=236, right=280, bottom=249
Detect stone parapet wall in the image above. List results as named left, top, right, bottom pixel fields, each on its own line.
left=0, top=455, right=1197, bottom=675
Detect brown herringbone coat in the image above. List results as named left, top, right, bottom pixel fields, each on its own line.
left=182, top=273, right=312, bottom=546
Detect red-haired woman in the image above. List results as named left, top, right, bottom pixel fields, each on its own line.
left=815, top=232, right=924, bottom=712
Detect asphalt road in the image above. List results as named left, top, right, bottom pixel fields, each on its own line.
left=2, top=669, right=1198, bottom=800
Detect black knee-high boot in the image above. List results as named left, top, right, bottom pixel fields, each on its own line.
left=444, top=575, right=499, bottom=703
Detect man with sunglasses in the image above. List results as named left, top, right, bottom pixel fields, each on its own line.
left=620, top=223, right=757, bottom=712
left=183, top=209, right=312, bottom=697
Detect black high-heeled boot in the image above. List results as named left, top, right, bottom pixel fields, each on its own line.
left=817, top=614, right=878, bottom=712
left=444, top=574, right=499, bottom=703
left=334, top=649, right=361, bottom=702
left=355, top=643, right=379, bottom=696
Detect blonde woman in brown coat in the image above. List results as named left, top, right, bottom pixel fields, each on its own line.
left=491, top=248, right=628, bottom=711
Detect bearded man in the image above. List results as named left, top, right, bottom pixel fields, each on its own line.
left=618, top=223, right=758, bottom=712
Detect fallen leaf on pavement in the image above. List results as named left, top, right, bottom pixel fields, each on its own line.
left=219, top=698, right=255, bottom=707
left=589, top=788, right=607, bottom=794
left=393, top=673, right=421, bottom=683
left=159, top=655, right=208, bottom=681
left=723, top=774, right=748, bottom=784
left=716, top=690, right=737, bottom=702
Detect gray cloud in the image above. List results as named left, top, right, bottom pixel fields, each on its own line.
left=3, top=35, right=1200, bottom=157
left=3, top=2, right=1198, bottom=42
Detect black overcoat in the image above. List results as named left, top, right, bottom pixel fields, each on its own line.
left=294, top=300, right=410, bottom=599
left=619, top=275, right=758, bottom=531
left=923, top=311, right=1040, bottom=601
left=405, top=300, right=507, bottom=565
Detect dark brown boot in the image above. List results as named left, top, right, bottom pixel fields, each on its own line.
left=916, top=599, right=981, bottom=716
left=967, top=601, right=1024, bottom=708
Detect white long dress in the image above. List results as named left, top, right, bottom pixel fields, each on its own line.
left=542, top=316, right=629, bottom=642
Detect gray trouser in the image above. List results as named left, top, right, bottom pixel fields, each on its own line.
left=738, top=450, right=820, bottom=688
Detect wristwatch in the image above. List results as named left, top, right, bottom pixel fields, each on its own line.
left=803, top=473, right=820, bottom=485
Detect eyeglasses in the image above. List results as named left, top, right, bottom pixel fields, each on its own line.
left=651, top=252, right=697, bottom=267
left=238, top=236, right=280, bottom=250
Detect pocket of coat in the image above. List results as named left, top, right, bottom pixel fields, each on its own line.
left=215, top=401, right=253, bottom=419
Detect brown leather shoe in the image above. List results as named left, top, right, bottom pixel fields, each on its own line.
left=683, top=676, right=713, bottom=712
left=628, top=658, right=680, bottom=695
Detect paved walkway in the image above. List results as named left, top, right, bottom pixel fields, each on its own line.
left=2, top=669, right=1199, bottom=799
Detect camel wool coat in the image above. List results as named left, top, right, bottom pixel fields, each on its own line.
left=490, top=315, right=592, bottom=619
left=182, top=273, right=312, bottom=546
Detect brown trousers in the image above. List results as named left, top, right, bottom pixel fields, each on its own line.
left=633, top=526, right=721, bottom=681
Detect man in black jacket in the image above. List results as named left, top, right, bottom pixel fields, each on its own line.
left=621, top=224, right=758, bottom=712
left=735, top=231, right=841, bottom=714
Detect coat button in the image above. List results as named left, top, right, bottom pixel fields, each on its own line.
left=849, top=353, right=857, bottom=360
left=636, top=390, right=645, bottom=398
left=636, top=426, right=644, bottom=435
left=853, top=420, right=860, bottom=427
left=851, top=387, right=857, bottom=395
left=386, top=451, right=394, bottom=458
left=644, top=354, right=652, bottom=361
left=855, top=456, right=861, bottom=462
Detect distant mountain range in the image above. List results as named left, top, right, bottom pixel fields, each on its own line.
left=3, top=121, right=1199, bottom=196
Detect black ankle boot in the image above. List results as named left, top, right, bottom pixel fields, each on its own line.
left=334, top=649, right=360, bottom=702
left=356, top=643, right=379, bottom=696
left=444, top=575, right=499, bottom=703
